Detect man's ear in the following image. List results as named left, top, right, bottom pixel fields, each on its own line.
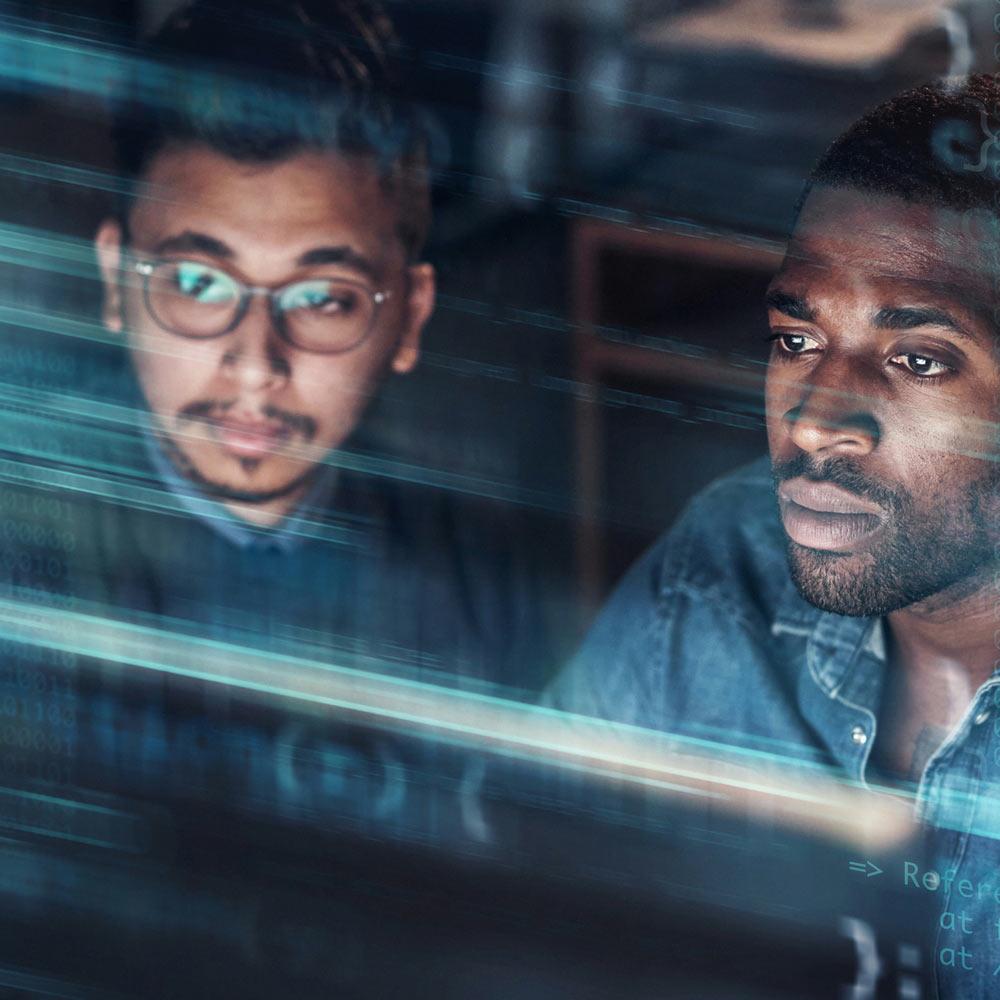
left=391, top=262, right=435, bottom=374
left=94, top=218, right=125, bottom=333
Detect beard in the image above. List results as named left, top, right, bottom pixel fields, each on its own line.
left=772, top=454, right=1000, bottom=617
left=166, top=399, right=320, bottom=505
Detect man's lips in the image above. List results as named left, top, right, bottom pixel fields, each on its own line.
left=211, top=417, right=291, bottom=458
left=777, top=477, right=886, bottom=553
left=778, top=478, right=884, bottom=516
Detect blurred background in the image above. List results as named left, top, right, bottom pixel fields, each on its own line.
left=0, top=2, right=975, bottom=995
left=0, top=0, right=990, bottom=643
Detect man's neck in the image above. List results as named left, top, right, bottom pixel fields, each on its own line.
left=874, top=574, right=998, bottom=784
left=887, top=573, right=998, bottom=695
left=221, top=485, right=310, bottom=527
left=143, top=425, right=321, bottom=535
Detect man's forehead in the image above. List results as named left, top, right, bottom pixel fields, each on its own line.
left=122, top=143, right=404, bottom=286
left=784, top=186, right=1000, bottom=288
left=128, top=143, right=398, bottom=250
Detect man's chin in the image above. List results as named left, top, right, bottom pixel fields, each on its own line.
left=786, top=543, right=904, bottom=618
left=197, top=475, right=312, bottom=506
left=173, top=444, right=319, bottom=506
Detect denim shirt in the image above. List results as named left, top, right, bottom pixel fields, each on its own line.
left=549, top=456, right=1000, bottom=1000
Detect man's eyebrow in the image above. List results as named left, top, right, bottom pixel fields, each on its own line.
left=765, top=289, right=815, bottom=322
left=295, top=245, right=379, bottom=282
left=151, top=231, right=233, bottom=258
left=149, top=235, right=380, bottom=282
left=872, top=306, right=978, bottom=344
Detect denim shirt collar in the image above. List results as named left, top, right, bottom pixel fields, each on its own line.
left=772, top=577, right=888, bottom=781
left=141, top=422, right=337, bottom=554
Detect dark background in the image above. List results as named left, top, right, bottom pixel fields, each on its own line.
left=0, top=5, right=967, bottom=994
left=0, top=0, right=981, bottom=668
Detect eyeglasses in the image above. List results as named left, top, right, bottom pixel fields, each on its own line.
left=132, top=258, right=393, bottom=354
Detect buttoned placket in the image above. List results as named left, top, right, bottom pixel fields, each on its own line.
left=914, top=681, right=999, bottom=830
left=794, top=609, right=885, bottom=785
left=794, top=615, right=1000, bottom=996
left=912, top=681, right=1000, bottom=1000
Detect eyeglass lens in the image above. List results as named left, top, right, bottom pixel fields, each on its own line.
left=145, top=260, right=378, bottom=353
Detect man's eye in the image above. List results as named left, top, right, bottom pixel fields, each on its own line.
left=769, top=332, right=818, bottom=354
left=890, top=353, right=953, bottom=378
left=170, top=262, right=234, bottom=304
left=280, top=281, right=360, bottom=315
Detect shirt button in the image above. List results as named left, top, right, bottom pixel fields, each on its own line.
left=850, top=725, right=868, bottom=746
left=974, top=710, right=991, bottom=726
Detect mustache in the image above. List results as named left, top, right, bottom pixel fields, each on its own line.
left=177, top=399, right=318, bottom=441
left=771, top=453, right=905, bottom=515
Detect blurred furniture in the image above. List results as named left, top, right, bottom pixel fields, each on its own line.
left=641, top=0, right=951, bottom=69
left=571, top=216, right=782, bottom=608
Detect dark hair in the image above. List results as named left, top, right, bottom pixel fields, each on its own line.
left=797, top=74, right=1000, bottom=220
left=112, top=0, right=431, bottom=259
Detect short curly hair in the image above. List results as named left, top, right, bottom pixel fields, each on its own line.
left=111, top=0, right=432, bottom=259
left=798, top=74, right=1000, bottom=219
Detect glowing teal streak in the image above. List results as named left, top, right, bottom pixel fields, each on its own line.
left=0, top=595, right=919, bottom=851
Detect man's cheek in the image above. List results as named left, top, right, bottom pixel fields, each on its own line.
left=922, top=425, right=994, bottom=470
left=134, top=362, right=187, bottom=418
left=764, top=400, right=792, bottom=455
left=300, top=362, right=381, bottom=421
left=312, top=398, right=364, bottom=449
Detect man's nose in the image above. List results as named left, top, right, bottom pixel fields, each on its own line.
left=781, top=359, right=880, bottom=457
left=219, top=295, right=291, bottom=393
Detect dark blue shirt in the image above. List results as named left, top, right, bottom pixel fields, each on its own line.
left=67, top=413, right=547, bottom=696
left=549, top=457, right=1000, bottom=999
left=2, top=369, right=560, bottom=841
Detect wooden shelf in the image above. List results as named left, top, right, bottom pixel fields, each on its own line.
left=570, top=216, right=782, bottom=608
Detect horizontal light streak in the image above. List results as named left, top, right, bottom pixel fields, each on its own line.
left=0, top=594, right=916, bottom=852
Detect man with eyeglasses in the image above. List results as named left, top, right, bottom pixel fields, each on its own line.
left=94, top=2, right=434, bottom=540
left=17, top=0, right=556, bottom=822
left=96, top=154, right=429, bottom=531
